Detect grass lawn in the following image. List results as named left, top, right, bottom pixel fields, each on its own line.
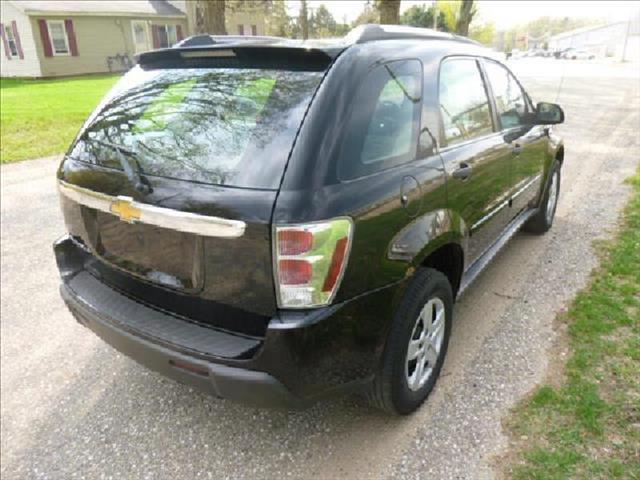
left=502, top=171, right=640, bottom=479
left=0, top=75, right=120, bottom=163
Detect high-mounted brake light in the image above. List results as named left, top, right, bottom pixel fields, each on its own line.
left=274, top=218, right=353, bottom=308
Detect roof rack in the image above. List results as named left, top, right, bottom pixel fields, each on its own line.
left=344, top=24, right=480, bottom=46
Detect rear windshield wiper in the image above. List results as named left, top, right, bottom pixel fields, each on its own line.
left=83, top=138, right=152, bottom=194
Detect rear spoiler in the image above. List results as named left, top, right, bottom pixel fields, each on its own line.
left=137, top=45, right=337, bottom=72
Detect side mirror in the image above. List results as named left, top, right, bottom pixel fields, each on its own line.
left=534, top=102, right=564, bottom=125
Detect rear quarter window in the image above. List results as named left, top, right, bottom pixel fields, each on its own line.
left=338, top=59, right=423, bottom=181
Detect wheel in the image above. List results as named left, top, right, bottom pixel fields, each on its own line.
left=524, top=163, right=561, bottom=234
left=367, top=268, right=453, bottom=415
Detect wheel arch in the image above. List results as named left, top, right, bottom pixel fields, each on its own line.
left=555, top=144, right=564, bottom=165
left=388, top=208, right=466, bottom=298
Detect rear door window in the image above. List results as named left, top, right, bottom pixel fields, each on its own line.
left=339, top=59, right=422, bottom=180
left=68, top=67, right=324, bottom=189
left=438, top=58, right=494, bottom=146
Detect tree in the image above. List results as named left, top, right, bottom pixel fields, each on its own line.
left=436, top=1, right=458, bottom=31
left=191, top=0, right=227, bottom=35
left=266, top=0, right=291, bottom=37
left=310, top=5, right=338, bottom=38
left=352, top=4, right=379, bottom=26
left=455, top=0, right=475, bottom=37
left=300, top=0, right=309, bottom=39
left=401, top=4, right=450, bottom=31
left=375, top=0, right=401, bottom=25
left=469, top=21, right=495, bottom=45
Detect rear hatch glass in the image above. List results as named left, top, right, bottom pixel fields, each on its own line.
left=69, top=66, right=323, bottom=189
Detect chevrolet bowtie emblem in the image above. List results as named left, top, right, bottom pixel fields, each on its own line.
left=110, top=197, right=141, bottom=223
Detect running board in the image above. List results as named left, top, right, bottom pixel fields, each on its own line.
left=458, top=208, right=537, bottom=297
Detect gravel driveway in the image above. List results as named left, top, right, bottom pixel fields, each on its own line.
left=1, top=60, right=638, bottom=480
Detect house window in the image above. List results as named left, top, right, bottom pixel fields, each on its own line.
left=251, top=25, right=257, bottom=36
left=47, top=20, right=69, bottom=55
left=5, top=25, right=19, bottom=57
left=237, top=24, right=244, bottom=35
left=132, top=20, right=149, bottom=54
left=133, top=23, right=146, bottom=44
left=157, top=24, right=178, bottom=48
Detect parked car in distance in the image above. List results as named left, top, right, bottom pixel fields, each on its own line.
left=54, top=24, right=565, bottom=415
left=554, top=48, right=571, bottom=59
left=568, top=49, right=596, bottom=60
left=559, top=48, right=595, bottom=60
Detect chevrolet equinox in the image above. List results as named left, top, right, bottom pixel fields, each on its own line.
left=54, top=25, right=565, bottom=414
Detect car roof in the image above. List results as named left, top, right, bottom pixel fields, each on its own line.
left=137, top=24, right=483, bottom=68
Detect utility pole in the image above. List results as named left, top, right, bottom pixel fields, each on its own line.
left=300, top=0, right=309, bottom=40
left=621, top=16, right=632, bottom=62
left=433, top=1, right=438, bottom=31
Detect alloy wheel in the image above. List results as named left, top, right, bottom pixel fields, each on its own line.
left=405, top=297, right=446, bottom=391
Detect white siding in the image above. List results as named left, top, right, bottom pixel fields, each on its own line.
left=32, top=16, right=187, bottom=77
left=0, top=1, right=42, bottom=77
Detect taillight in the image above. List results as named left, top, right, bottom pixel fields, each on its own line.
left=274, top=218, right=353, bottom=308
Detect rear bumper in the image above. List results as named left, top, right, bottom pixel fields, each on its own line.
left=61, top=283, right=299, bottom=408
left=55, top=236, right=405, bottom=407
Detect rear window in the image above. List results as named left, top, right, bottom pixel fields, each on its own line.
left=69, top=66, right=323, bottom=189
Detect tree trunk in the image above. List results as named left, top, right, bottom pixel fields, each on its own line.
left=455, top=0, right=474, bottom=37
left=377, top=0, right=401, bottom=25
left=300, top=0, right=309, bottom=39
left=194, top=0, right=227, bottom=35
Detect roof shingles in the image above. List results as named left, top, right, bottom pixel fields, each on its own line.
left=12, top=0, right=185, bottom=17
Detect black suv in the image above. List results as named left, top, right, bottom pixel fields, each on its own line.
left=54, top=25, right=564, bottom=415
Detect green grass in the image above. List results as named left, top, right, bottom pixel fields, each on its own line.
left=0, top=75, right=120, bottom=163
left=503, top=172, right=640, bottom=479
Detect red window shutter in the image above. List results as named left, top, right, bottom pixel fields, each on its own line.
left=11, top=21, right=24, bottom=59
left=151, top=25, right=160, bottom=49
left=176, top=24, right=183, bottom=41
left=64, top=19, right=78, bottom=56
left=0, top=24, right=11, bottom=60
left=38, top=19, right=53, bottom=57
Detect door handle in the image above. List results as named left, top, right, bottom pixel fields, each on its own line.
left=452, top=163, right=472, bottom=180
left=512, top=143, right=523, bottom=155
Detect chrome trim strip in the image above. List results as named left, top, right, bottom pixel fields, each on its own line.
left=471, top=199, right=510, bottom=231
left=471, top=174, right=542, bottom=231
left=511, top=173, right=542, bottom=202
left=58, top=181, right=246, bottom=238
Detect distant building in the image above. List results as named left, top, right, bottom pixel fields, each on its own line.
left=548, top=15, right=640, bottom=60
left=1, top=0, right=268, bottom=78
left=0, top=0, right=187, bottom=77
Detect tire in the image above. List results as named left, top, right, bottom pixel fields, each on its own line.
left=367, top=268, right=453, bottom=415
left=524, top=163, right=561, bottom=234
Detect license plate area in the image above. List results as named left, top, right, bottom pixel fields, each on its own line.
left=84, top=209, right=204, bottom=292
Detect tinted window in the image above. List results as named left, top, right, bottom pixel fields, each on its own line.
left=339, top=60, right=422, bottom=180
left=484, top=61, right=529, bottom=128
left=439, top=58, right=493, bottom=146
left=68, top=66, right=323, bottom=189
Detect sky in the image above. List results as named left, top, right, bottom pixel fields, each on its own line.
left=286, top=1, right=640, bottom=29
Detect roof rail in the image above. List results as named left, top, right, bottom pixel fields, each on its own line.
left=175, top=34, right=285, bottom=48
left=344, top=24, right=480, bottom=46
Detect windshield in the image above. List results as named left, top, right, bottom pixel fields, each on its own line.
left=69, top=67, right=324, bottom=189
